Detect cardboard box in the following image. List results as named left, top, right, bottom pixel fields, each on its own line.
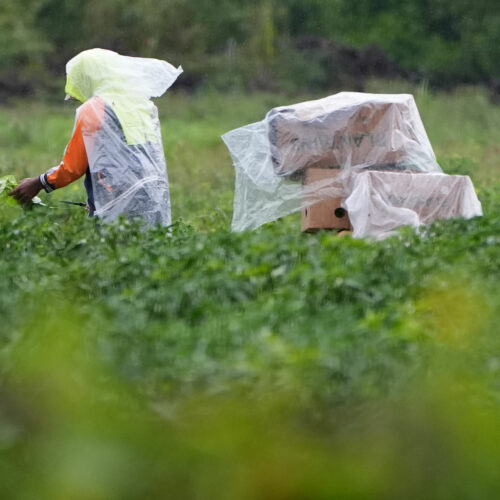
left=301, top=169, right=482, bottom=235
left=269, top=99, right=414, bottom=177
left=301, top=168, right=351, bottom=232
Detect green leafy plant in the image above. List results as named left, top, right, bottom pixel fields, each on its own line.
left=0, top=174, right=45, bottom=207
left=1, top=90, right=500, bottom=498
left=0, top=174, right=18, bottom=206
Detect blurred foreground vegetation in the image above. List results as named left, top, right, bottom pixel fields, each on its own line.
left=1, top=86, right=500, bottom=497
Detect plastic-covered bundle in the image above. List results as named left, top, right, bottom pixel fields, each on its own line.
left=344, top=171, right=483, bottom=239
left=66, top=49, right=182, bottom=225
left=223, top=92, right=462, bottom=235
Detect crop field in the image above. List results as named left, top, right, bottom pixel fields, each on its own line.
left=1, top=84, right=500, bottom=498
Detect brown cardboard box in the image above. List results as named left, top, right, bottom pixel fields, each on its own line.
left=301, top=168, right=351, bottom=232
left=269, top=99, right=414, bottom=177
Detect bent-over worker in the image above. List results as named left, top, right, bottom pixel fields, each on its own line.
left=10, top=48, right=182, bottom=226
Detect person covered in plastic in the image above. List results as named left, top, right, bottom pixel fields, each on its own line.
left=9, top=48, right=182, bottom=226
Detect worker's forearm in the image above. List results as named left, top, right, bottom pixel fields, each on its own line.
left=44, top=118, right=89, bottom=190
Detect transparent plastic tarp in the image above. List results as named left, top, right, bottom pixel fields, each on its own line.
left=223, top=92, right=481, bottom=237
left=345, top=171, right=483, bottom=239
left=66, top=49, right=182, bottom=225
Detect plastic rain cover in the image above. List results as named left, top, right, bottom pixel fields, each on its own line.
left=344, top=170, right=482, bottom=239
left=65, top=48, right=182, bottom=226
left=222, top=92, right=482, bottom=237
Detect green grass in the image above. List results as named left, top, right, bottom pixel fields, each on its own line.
left=1, top=87, right=500, bottom=499
left=2, top=84, right=499, bottom=229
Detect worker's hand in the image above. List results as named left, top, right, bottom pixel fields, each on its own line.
left=9, top=176, right=43, bottom=205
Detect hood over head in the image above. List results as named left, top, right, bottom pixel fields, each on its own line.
left=65, top=48, right=183, bottom=144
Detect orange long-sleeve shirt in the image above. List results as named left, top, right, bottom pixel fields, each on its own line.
left=40, top=97, right=105, bottom=192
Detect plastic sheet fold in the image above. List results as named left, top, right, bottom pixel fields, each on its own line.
left=223, top=92, right=482, bottom=237
left=344, top=171, right=483, bottom=239
left=66, top=49, right=182, bottom=225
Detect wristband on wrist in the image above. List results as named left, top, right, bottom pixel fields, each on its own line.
left=39, top=173, right=55, bottom=193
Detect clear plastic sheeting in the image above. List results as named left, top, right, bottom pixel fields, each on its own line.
left=344, top=171, right=483, bottom=239
left=66, top=49, right=182, bottom=225
left=223, top=92, right=455, bottom=235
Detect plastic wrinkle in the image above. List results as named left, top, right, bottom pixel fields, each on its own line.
left=66, top=49, right=182, bottom=226
left=223, top=92, right=483, bottom=237
left=94, top=175, right=166, bottom=217
left=344, top=171, right=483, bottom=239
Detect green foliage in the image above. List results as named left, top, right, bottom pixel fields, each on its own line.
left=2, top=0, right=500, bottom=95
left=1, top=89, right=500, bottom=497
left=0, top=174, right=45, bottom=208
left=328, top=0, right=500, bottom=86
left=0, top=175, right=17, bottom=206
left=0, top=175, right=16, bottom=194
left=1, top=181, right=500, bottom=498
left=0, top=0, right=51, bottom=91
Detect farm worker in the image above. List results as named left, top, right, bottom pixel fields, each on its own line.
left=9, top=48, right=182, bottom=225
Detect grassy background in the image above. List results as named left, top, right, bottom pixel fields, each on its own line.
left=1, top=85, right=500, bottom=498
left=2, top=82, right=499, bottom=228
